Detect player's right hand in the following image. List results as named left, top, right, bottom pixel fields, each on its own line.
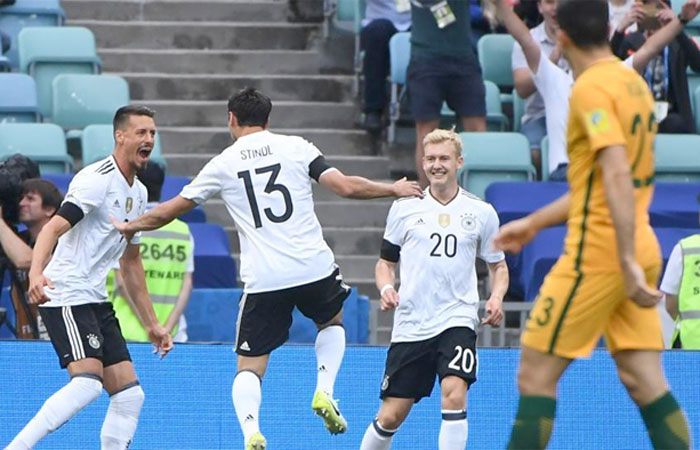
left=380, top=286, right=399, bottom=311
left=28, top=272, right=53, bottom=305
left=622, top=261, right=662, bottom=308
left=492, top=217, right=537, bottom=254
left=392, top=177, right=424, bottom=199
left=148, top=323, right=174, bottom=358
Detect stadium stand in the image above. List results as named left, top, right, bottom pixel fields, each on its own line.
left=458, top=132, right=536, bottom=199
left=0, top=123, right=72, bottom=173
left=18, top=26, right=101, bottom=117
left=477, top=33, right=515, bottom=102
left=188, top=222, right=237, bottom=289
left=654, top=134, right=700, bottom=182
left=81, top=123, right=166, bottom=168
left=0, top=0, right=66, bottom=68
left=185, top=287, right=369, bottom=343
left=441, top=80, right=510, bottom=131
left=0, top=73, right=40, bottom=123
left=51, top=74, right=129, bottom=131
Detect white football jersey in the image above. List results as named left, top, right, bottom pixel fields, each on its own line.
left=42, top=156, right=147, bottom=307
left=382, top=188, right=505, bottom=343
left=180, top=130, right=337, bottom=293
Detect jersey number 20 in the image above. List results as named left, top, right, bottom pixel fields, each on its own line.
left=238, top=163, right=294, bottom=228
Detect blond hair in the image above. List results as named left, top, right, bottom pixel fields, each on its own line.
left=422, top=127, right=463, bottom=157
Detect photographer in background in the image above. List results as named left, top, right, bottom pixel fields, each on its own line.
left=0, top=179, right=63, bottom=339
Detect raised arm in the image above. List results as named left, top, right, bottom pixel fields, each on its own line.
left=631, top=10, right=683, bottom=73
left=494, top=0, right=542, bottom=74
left=319, top=170, right=423, bottom=199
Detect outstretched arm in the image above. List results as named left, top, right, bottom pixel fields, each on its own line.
left=319, top=170, right=423, bottom=199
left=114, top=196, right=196, bottom=240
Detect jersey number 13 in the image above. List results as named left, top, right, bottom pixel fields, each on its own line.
left=238, top=163, right=294, bottom=228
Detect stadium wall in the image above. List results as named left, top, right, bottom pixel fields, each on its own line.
left=1, top=341, right=698, bottom=449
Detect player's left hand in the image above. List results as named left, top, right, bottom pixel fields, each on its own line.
left=481, top=297, right=504, bottom=326
left=110, top=216, right=136, bottom=242
left=148, top=323, right=174, bottom=358
left=392, top=177, right=424, bottom=199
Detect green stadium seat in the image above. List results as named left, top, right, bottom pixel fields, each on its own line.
left=0, top=123, right=73, bottom=173
left=512, top=89, right=525, bottom=132
left=18, top=27, right=101, bottom=117
left=540, top=135, right=550, bottom=181
left=0, top=0, right=65, bottom=68
left=695, top=85, right=700, bottom=133
left=52, top=74, right=129, bottom=130
left=440, top=80, right=509, bottom=131
left=477, top=34, right=515, bottom=102
left=654, top=134, right=700, bottom=182
left=81, top=124, right=166, bottom=168
left=457, top=132, right=536, bottom=198
left=0, top=73, right=40, bottom=123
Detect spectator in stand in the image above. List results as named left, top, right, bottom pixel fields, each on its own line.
left=360, top=0, right=411, bottom=134
left=511, top=0, right=569, bottom=180
left=612, top=0, right=700, bottom=133
left=608, top=0, right=636, bottom=37
left=409, top=0, right=487, bottom=187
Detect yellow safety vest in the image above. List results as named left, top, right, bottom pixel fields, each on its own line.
left=677, top=234, right=700, bottom=349
left=108, top=218, right=193, bottom=342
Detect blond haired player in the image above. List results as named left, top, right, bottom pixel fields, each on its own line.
left=494, top=0, right=691, bottom=448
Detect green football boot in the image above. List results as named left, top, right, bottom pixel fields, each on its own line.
left=245, top=432, right=266, bottom=450
left=311, top=390, right=348, bottom=434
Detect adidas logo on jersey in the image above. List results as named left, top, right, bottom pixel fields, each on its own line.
left=113, top=199, right=120, bottom=207
left=239, top=341, right=251, bottom=351
left=415, top=218, right=425, bottom=226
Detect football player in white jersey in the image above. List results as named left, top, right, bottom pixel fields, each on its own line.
left=5, top=106, right=173, bottom=450
left=112, top=87, right=423, bottom=450
left=360, top=128, right=509, bottom=450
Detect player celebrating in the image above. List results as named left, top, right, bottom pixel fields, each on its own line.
left=112, top=87, right=423, bottom=450
left=494, top=1, right=691, bottom=448
left=360, top=128, right=508, bottom=450
left=5, top=106, right=173, bottom=450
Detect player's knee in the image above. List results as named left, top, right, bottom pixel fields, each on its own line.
left=376, top=410, right=405, bottom=430
left=517, top=366, right=552, bottom=396
left=110, top=382, right=145, bottom=413
left=441, top=389, right=466, bottom=411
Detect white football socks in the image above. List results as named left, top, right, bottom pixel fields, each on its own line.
left=438, top=410, right=468, bottom=450
left=314, top=325, right=345, bottom=396
left=6, top=374, right=103, bottom=450
left=232, top=370, right=262, bottom=444
left=100, top=383, right=145, bottom=450
left=360, top=418, right=397, bottom=450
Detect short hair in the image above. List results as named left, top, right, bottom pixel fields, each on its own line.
left=113, top=105, right=156, bottom=134
left=423, top=128, right=463, bottom=157
left=557, top=0, right=609, bottom=49
left=136, top=162, right=165, bottom=203
left=21, top=178, right=63, bottom=213
left=227, top=87, right=272, bottom=127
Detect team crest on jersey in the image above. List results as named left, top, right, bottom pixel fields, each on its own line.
left=125, top=197, right=133, bottom=213
left=381, top=374, right=390, bottom=391
left=87, top=333, right=101, bottom=349
left=461, top=213, right=477, bottom=232
left=438, top=214, right=451, bottom=228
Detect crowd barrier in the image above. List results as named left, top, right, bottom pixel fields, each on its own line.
left=1, top=342, right=698, bottom=449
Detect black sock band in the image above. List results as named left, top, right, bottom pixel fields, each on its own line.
left=442, top=410, right=467, bottom=421
left=72, top=372, right=103, bottom=383
left=373, top=418, right=396, bottom=438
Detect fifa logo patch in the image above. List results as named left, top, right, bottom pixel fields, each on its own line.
left=438, top=214, right=450, bottom=228
left=87, top=333, right=101, bottom=349
left=125, top=197, right=133, bottom=213
left=585, top=108, right=610, bottom=135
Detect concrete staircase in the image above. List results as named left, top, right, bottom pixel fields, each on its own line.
left=63, top=0, right=396, bottom=342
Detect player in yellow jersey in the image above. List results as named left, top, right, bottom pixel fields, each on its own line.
left=493, top=0, right=691, bottom=448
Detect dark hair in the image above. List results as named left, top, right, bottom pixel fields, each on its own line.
left=21, top=178, right=63, bottom=214
left=113, top=105, right=156, bottom=134
left=136, top=162, right=165, bottom=202
left=227, top=87, right=272, bottom=127
left=557, top=0, right=609, bottom=49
